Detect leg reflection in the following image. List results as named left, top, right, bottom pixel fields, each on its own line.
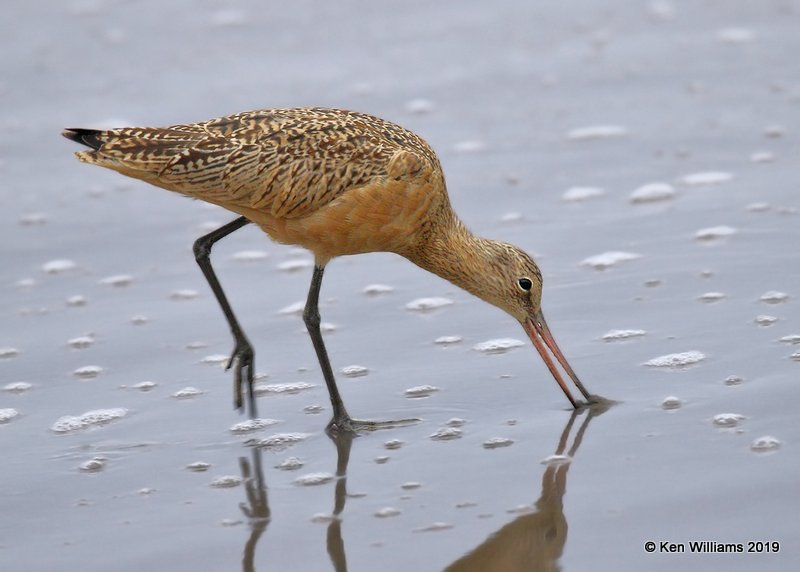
left=238, top=447, right=270, bottom=572
left=326, top=431, right=355, bottom=572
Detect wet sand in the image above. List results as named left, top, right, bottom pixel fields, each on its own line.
left=2, top=1, right=799, bottom=570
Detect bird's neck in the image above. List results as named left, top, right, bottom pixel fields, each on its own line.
left=410, top=213, right=506, bottom=308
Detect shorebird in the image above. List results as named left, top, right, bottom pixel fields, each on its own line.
left=63, top=107, right=595, bottom=432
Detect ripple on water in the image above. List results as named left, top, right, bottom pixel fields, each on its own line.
left=131, top=381, right=157, bottom=391
left=473, top=338, right=524, bottom=354
left=414, top=522, right=454, bottom=533
left=754, top=315, right=778, bottom=327
left=384, top=439, right=404, bottom=450
left=276, top=259, right=313, bottom=272
left=644, top=351, right=706, bottom=368
left=405, top=297, right=454, bottom=312
left=278, top=301, right=305, bottom=315
left=630, top=182, right=675, bottom=203
left=580, top=251, right=641, bottom=270
left=661, top=396, right=682, bottom=410
left=201, top=354, right=229, bottom=365
left=540, top=454, right=572, bottom=466
left=404, top=385, right=439, bottom=398
left=751, top=436, right=781, bottom=453
left=254, top=382, right=315, bottom=396
left=66, top=295, right=88, bottom=307
left=229, top=418, right=280, bottom=434
left=778, top=335, right=800, bottom=345
left=602, top=329, right=646, bottom=342
left=170, top=289, right=199, bottom=300
left=0, top=408, right=20, bottom=423
left=51, top=408, right=128, bottom=433
left=186, top=462, right=211, bottom=472
left=294, top=472, right=335, bottom=486
left=246, top=433, right=308, bottom=451
left=712, top=413, right=746, bottom=428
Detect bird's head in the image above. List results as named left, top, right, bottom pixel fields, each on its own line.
left=476, top=242, right=592, bottom=409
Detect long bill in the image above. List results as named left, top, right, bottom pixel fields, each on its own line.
left=522, top=308, right=592, bottom=409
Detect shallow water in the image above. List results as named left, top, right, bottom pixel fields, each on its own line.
left=2, top=1, right=799, bottom=570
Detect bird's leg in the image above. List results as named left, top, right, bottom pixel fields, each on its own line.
left=303, top=265, right=353, bottom=431
left=193, top=216, right=258, bottom=418
left=304, top=265, right=420, bottom=434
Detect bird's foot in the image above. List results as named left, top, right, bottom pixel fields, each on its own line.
left=326, top=416, right=421, bottom=435
left=226, top=339, right=257, bottom=417
left=573, top=394, right=618, bottom=413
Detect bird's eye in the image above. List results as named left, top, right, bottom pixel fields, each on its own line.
left=517, top=277, right=533, bottom=291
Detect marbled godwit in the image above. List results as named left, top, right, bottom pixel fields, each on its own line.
left=63, top=107, right=594, bottom=432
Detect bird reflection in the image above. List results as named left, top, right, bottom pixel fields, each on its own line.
left=234, top=402, right=608, bottom=572
left=237, top=447, right=270, bottom=572
left=444, top=403, right=610, bottom=572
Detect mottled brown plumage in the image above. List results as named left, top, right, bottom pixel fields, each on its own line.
left=64, top=107, right=594, bottom=429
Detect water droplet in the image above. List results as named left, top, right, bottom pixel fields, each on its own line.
left=186, top=462, right=211, bottom=472
left=712, top=413, right=746, bottom=428
left=374, top=507, right=401, bottom=518
left=566, top=125, right=628, bottom=140
left=405, top=297, right=454, bottom=312
left=630, top=182, right=675, bottom=203
left=232, top=250, right=268, bottom=262
left=644, top=351, right=705, bottom=368
left=3, top=382, right=32, bottom=393
left=0, top=347, right=20, bottom=359
left=80, top=457, right=107, bottom=473
left=42, top=259, right=77, bottom=274
left=253, top=382, right=315, bottom=395
left=760, top=291, right=789, bottom=304
left=171, top=386, right=204, bottom=399
left=473, top=338, right=524, bottom=354
left=67, top=335, right=94, bottom=349
left=362, top=284, right=394, bottom=296
left=482, top=437, right=514, bottom=449
left=294, top=472, right=335, bottom=486
left=430, top=427, right=463, bottom=441
left=246, top=433, right=308, bottom=451
left=562, top=186, right=605, bottom=202
left=340, top=365, right=369, bottom=378
left=751, top=436, right=781, bottom=453
left=581, top=251, right=641, bottom=270
left=404, top=385, right=439, bottom=398
left=73, top=365, right=103, bottom=379
left=0, top=408, right=20, bottom=424
left=50, top=408, right=128, bottom=433
left=98, top=274, right=133, bottom=287
left=170, top=289, right=199, bottom=300
left=229, top=418, right=280, bottom=434
left=276, top=457, right=304, bottom=471
left=602, top=329, right=646, bottom=341
left=210, top=475, right=242, bottom=488
left=698, top=292, right=726, bottom=303
left=694, top=226, right=737, bottom=241
left=661, top=396, right=682, bottom=410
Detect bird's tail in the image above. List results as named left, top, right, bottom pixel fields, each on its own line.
left=62, top=128, right=105, bottom=150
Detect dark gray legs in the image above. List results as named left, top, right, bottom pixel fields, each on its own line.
left=193, top=216, right=257, bottom=417
left=303, top=265, right=353, bottom=431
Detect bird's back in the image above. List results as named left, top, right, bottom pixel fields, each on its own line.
left=67, top=107, right=442, bottom=220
